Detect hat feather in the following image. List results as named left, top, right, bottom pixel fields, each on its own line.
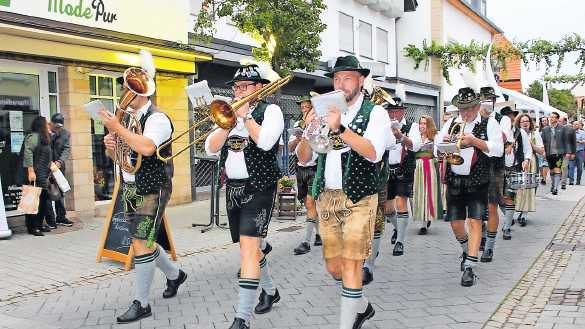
left=395, top=82, right=406, bottom=103
left=139, top=50, right=156, bottom=78
left=363, top=74, right=374, bottom=95
left=459, top=67, right=481, bottom=93
left=255, top=62, right=281, bottom=83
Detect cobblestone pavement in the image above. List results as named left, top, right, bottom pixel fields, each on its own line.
left=1, top=185, right=584, bottom=329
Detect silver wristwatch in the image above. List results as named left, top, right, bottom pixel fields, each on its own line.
left=244, top=111, right=254, bottom=121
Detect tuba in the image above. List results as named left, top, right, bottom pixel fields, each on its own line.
left=444, top=122, right=466, bottom=165
left=369, top=86, right=394, bottom=106
left=114, top=67, right=155, bottom=174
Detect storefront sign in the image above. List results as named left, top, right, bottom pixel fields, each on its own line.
left=0, top=0, right=189, bottom=43
left=3, top=185, right=21, bottom=211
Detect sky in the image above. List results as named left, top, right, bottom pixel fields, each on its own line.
left=486, top=0, right=585, bottom=93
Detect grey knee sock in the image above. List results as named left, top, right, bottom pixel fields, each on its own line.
left=385, top=212, right=397, bottom=228
left=259, top=256, right=276, bottom=296
left=396, top=212, right=409, bottom=243
left=553, top=173, right=561, bottom=189
left=260, top=239, right=267, bottom=250
left=464, top=255, right=478, bottom=269
left=304, top=219, right=317, bottom=243
left=364, top=232, right=382, bottom=272
left=503, top=205, right=515, bottom=230
left=340, top=286, right=368, bottom=329
left=237, top=278, right=259, bottom=323
left=485, top=231, right=497, bottom=250
left=154, top=245, right=179, bottom=280
left=315, top=221, right=320, bottom=235
left=134, top=251, right=157, bottom=306
left=457, top=235, right=469, bottom=254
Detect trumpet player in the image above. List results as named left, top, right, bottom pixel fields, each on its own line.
left=435, top=87, right=503, bottom=287
left=297, top=55, right=390, bottom=329
left=100, top=71, right=186, bottom=323
left=205, top=64, right=284, bottom=329
left=289, top=95, right=322, bottom=255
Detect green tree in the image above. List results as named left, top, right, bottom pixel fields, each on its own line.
left=194, top=0, right=327, bottom=75
left=526, top=80, right=577, bottom=118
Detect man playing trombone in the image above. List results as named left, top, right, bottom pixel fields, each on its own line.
left=205, top=64, right=284, bottom=329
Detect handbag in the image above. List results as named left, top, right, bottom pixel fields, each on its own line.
left=50, top=166, right=71, bottom=193
left=47, top=177, right=62, bottom=201
left=18, top=184, right=42, bottom=214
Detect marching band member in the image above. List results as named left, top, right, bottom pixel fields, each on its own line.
left=297, top=55, right=390, bottom=329
left=515, top=114, right=545, bottom=225
left=436, top=87, right=503, bottom=287
left=205, top=64, right=284, bottom=329
left=290, top=96, right=322, bottom=255
left=385, top=97, right=422, bottom=256
left=541, top=112, right=574, bottom=195
left=100, top=62, right=186, bottom=323
left=501, top=107, right=532, bottom=240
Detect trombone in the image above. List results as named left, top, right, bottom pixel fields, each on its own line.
left=156, top=75, right=293, bottom=162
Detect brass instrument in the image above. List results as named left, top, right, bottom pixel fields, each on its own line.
left=114, top=67, right=155, bottom=174
left=156, top=75, right=294, bottom=162
left=444, top=122, right=466, bottom=165
left=369, top=86, right=395, bottom=106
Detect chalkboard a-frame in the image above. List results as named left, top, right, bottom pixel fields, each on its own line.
left=96, top=177, right=177, bottom=271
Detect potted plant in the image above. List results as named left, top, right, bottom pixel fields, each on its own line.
left=278, top=176, right=295, bottom=193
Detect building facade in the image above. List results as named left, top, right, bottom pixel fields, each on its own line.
left=0, top=0, right=211, bottom=219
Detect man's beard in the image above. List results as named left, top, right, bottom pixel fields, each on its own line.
left=344, top=86, right=361, bottom=103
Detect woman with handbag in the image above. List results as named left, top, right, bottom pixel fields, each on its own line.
left=22, top=116, right=54, bottom=236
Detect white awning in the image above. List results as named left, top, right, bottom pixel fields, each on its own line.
left=499, top=88, right=567, bottom=118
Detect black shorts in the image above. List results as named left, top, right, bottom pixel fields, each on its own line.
left=123, top=183, right=171, bottom=241
left=387, top=177, right=413, bottom=199
left=547, top=154, right=564, bottom=170
left=226, top=180, right=277, bottom=243
left=296, top=165, right=316, bottom=202
left=446, top=184, right=488, bottom=221
left=487, top=166, right=505, bottom=204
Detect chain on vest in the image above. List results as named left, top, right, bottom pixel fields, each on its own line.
left=445, top=117, right=490, bottom=188
left=219, top=101, right=280, bottom=194
left=311, top=99, right=380, bottom=204
left=131, top=105, right=175, bottom=195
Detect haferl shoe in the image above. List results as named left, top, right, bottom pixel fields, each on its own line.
left=461, top=267, right=476, bottom=287
left=262, top=242, right=272, bottom=256
left=116, top=300, right=152, bottom=323
left=390, top=229, right=397, bottom=244
left=293, top=242, right=311, bottom=255
left=254, top=289, right=280, bottom=314
left=392, top=242, right=404, bottom=256
left=57, top=218, right=74, bottom=227
left=562, top=184, right=567, bottom=190
left=163, top=269, right=187, bottom=299
left=229, top=318, right=250, bottom=329
left=480, top=237, right=486, bottom=252
left=362, top=267, right=373, bottom=286
left=352, top=302, right=375, bottom=329
left=519, top=217, right=527, bottom=227
left=314, top=234, right=323, bottom=246
left=460, top=252, right=467, bottom=272
left=41, top=225, right=52, bottom=233
left=418, top=227, right=428, bottom=235
left=552, top=189, right=558, bottom=195
left=480, top=248, right=493, bottom=263
left=503, top=228, right=512, bottom=240
left=570, top=181, right=575, bottom=186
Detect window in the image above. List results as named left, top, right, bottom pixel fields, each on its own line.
left=339, top=12, right=354, bottom=53
left=89, top=74, right=122, bottom=201
left=48, top=71, right=59, bottom=118
left=376, top=28, right=389, bottom=63
left=359, top=21, right=372, bottom=59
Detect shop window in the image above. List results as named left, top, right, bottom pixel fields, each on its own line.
left=0, top=72, right=41, bottom=211
left=89, top=74, right=120, bottom=201
left=48, top=71, right=59, bottom=118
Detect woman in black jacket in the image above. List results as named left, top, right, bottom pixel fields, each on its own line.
left=22, top=116, right=54, bottom=236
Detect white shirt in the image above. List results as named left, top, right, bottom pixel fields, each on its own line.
left=387, top=117, right=422, bottom=165
left=492, top=111, right=513, bottom=143
left=324, top=94, right=391, bottom=189
left=122, top=101, right=172, bottom=183
left=435, top=113, right=503, bottom=176
left=205, top=103, right=284, bottom=179
left=289, top=134, right=318, bottom=166
left=505, top=127, right=533, bottom=167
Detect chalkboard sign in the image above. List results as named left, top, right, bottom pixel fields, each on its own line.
left=97, top=178, right=176, bottom=271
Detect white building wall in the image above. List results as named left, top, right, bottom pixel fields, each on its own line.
left=395, top=0, right=432, bottom=84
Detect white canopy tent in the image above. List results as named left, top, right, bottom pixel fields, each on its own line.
left=499, top=87, right=567, bottom=118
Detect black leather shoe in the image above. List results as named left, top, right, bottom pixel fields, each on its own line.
left=570, top=182, right=574, bottom=186
left=116, top=300, right=151, bottom=323
left=418, top=227, right=428, bottom=235
left=32, top=229, right=44, bottom=236
left=503, top=229, right=512, bottom=240
left=390, top=229, right=397, bottom=244
left=460, top=252, right=467, bottom=272
left=362, top=267, right=373, bottom=286
left=480, top=249, right=493, bottom=263
left=427, top=220, right=431, bottom=228
left=294, top=242, right=311, bottom=255
left=541, top=179, right=546, bottom=185
left=57, top=218, right=74, bottom=227
left=562, top=185, right=567, bottom=190
left=41, top=226, right=51, bottom=232
left=461, top=267, right=476, bottom=287
left=480, top=237, right=486, bottom=251
left=254, top=289, right=280, bottom=314
left=262, top=242, right=272, bottom=255
left=393, top=242, right=404, bottom=256
left=314, top=234, right=323, bottom=246
left=552, top=189, right=558, bottom=195
left=163, top=270, right=187, bottom=299
left=229, top=317, right=249, bottom=329
left=353, top=302, right=375, bottom=329
left=519, top=217, right=527, bottom=227
left=236, top=269, right=240, bottom=279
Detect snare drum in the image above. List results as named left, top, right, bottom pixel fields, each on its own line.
left=507, top=172, right=538, bottom=190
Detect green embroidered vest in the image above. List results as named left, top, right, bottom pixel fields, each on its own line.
left=311, top=99, right=380, bottom=204
left=219, top=101, right=281, bottom=193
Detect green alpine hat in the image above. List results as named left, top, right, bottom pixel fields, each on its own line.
left=480, top=86, right=497, bottom=102
left=452, top=87, right=481, bottom=109
left=325, top=55, right=370, bottom=78
left=296, top=95, right=312, bottom=105
left=226, top=64, right=270, bottom=86
left=384, top=97, right=406, bottom=111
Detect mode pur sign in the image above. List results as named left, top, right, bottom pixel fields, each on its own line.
left=47, top=0, right=117, bottom=23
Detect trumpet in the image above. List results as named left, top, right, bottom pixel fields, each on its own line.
left=444, top=122, right=466, bottom=165
left=156, top=75, right=293, bottom=162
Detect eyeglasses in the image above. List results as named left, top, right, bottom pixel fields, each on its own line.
left=232, top=82, right=256, bottom=92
